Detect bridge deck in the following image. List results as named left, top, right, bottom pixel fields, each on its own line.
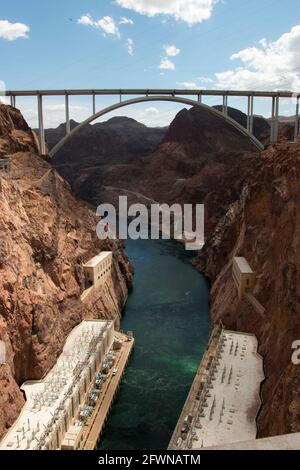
left=4, top=88, right=299, bottom=98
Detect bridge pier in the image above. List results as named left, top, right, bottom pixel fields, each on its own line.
left=270, top=95, right=279, bottom=143
left=37, top=94, right=46, bottom=156
left=294, top=98, right=299, bottom=141
left=10, top=95, right=16, bottom=108
left=65, top=94, right=70, bottom=135
left=222, top=95, right=228, bottom=115
left=247, top=96, right=254, bottom=134
left=92, top=93, right=96, bottom=115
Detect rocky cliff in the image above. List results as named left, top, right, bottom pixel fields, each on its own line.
left=0, top=105, right=133, bottom=439
left=197, top=139, right=300, bottom=437
left=49, top=107, right=267, bottom=215
left=132, top=106, right=262, bottom=236
left=47, top=117, right=166, bottom=195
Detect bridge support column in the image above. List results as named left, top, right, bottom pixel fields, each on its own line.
left=222, top=95, right=228, bottom=115
left=92, top=93, right=96, bottom=115
left=65, top=94, right=70, bottom=135
left=270, top=96, right=279, bottom=143
left=10, top=95, right=16, bottom=107
left=294, top=98, right=299, bottom=141
left=37, top=94, right=46, bottom=156
left=247, top=96, right=254, bottom=134
left=197, top=94, right=202, bottom=103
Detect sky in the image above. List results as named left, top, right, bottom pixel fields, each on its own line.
left=0, top=0, right=300, bottom=128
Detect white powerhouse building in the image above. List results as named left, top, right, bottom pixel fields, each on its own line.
left=0, top=320, right=115, bottom=450
left=232, top=257, right=256, bottom=299
left=83, top=252, right=113, bottom=288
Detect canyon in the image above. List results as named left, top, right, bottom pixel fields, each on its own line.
left=0, top=99, right=299, bottom=444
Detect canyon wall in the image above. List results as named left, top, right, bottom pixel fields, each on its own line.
left=197, top=139, right=300, bottom=436
left=0, top=105, right=132, bottom=438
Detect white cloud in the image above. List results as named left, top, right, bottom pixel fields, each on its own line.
left=0, top=19, right=29, bottom=41
left=77, top=14, right=94, bottom=27
left=197, top=76, right=214, bottom=84
left=97, top=16, right=120, bottom=36
left=78, top=14, right=120, bottom=37
left=164, top=44, right=180, bottom=57
left=126, top=38, right=134, bottom=55
left=176, top=81, right=198, bottom=89
left=116, top=0, right=220, bottom=25
left=158, top=44, right=180, bottom=71
left=211, top=24, right=300, bottom=91
left=159, top=57, right=175, bottom=70
left=119, top=17, right=134, bottom=25
left=144, top=106, right=159, bottom=114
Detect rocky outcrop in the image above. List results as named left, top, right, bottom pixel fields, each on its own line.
left=213, top=105, right=270, bottom=146
left=0, top=364, right=25, bottom=437
left=0, top=104, right=39, bottom=155
left=197, top=139, right=300, bottom=437
left=47, top=117, right=166, bottom=194
left=133, top=106, right=261, bottom=236
left=0, top=105, right=133, bottom=439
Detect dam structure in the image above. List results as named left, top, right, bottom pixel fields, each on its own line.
left=168, top=326, right=264, bottom=450
left=0, top=320, right=134, bottom=450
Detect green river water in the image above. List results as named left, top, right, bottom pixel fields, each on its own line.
left=98, top=238, right=210, bottom=450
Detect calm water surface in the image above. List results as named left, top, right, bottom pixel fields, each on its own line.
left=99, top=238, right=210, bottom=450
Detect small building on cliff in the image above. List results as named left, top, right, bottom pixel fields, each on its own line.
left=83, top=252, right=112, bottom=288
left=232, top=257, right=256, bottom=299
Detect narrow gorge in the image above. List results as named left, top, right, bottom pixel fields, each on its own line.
left=0, top=100, right=300, bottom=448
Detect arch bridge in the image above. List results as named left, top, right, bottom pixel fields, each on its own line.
left=4, top=88, right=300, bottom=156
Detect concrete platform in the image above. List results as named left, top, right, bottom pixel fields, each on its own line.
left=82, top=332, right=134, bottom=450
left=169, top=328, right=265, bottom=449
left=204, top=432, right=300, bottom=450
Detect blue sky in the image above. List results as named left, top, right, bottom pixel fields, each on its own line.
left=0, top=0, right=300, bottom=127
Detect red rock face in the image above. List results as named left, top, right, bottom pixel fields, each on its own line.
left=197, top=139, right=300, bottom=436
left=0, top=104, right=39, bottom=155
left=0, top=364, right=25, bottom=438
left=0, top=105, right=133, bottom=439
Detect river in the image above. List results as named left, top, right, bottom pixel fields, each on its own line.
left=99, top=238, right=210, bottom=450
